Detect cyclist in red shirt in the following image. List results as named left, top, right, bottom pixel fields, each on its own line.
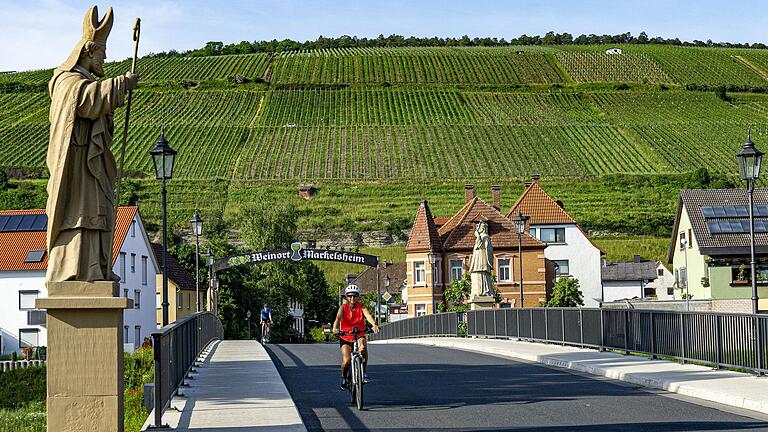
left=332, top=284, right=379, bottom=390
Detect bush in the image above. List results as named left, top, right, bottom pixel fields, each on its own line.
left=0, top=366, right=46, bottom=408
left=124, top=347, right=154, bottom=391
left=306, top=326, right=331, bottom=343
left=0, top=170, right=7, bottom=191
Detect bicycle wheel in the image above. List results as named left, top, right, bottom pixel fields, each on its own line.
left=354, top=357, right=364, bottom=410
left=349, top=363, right=356, bottom=404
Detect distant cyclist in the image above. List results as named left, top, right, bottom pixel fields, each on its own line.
left=260, top=304, right=273, bottom=342
left=332, top=284, right=379, bottom=390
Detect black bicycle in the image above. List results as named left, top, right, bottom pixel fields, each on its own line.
left=337, top=327, right=368, bottom=410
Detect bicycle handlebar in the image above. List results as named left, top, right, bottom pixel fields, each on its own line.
left=335, top=326, right=372, bottom=336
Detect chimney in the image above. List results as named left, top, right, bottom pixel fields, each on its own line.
left=491, top=185, right=501, bottom=211
left=464, top=184, right=475, bottom=203
left=531, top=173, right=541, bottom=184
left=633, top=255, right=641, bottom=263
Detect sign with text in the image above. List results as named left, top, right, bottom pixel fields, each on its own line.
left=214, top=242, right=379, bottom=271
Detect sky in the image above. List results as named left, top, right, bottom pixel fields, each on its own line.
left=2, top=0, right=768, bottom=71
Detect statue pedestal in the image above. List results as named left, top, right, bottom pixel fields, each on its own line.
left=37, top=281, right=132, bottom=432
left=469, top=295, right=495, bottom=310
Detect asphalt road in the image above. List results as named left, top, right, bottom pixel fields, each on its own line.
left=266, top=343, right=768, bottom=432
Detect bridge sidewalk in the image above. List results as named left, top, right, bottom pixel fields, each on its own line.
left=143, top=340, right=306, bottom=432
left=372, top=337, right=768, bottom=415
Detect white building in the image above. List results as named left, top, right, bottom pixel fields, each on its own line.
left=0, top=206, right=159, bottom=355
left=645, top=262, right=676, bottom=300
left=506, top=177, right=605, bottom=307
left=601, top=258, right=659, bottom=302
left=288, top=299, right=305, bottom=338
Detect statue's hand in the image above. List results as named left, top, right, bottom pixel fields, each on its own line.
left=124, top=72, right=139, bottom=91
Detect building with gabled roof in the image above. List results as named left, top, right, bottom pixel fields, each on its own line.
left=506, top=176, right=605, bottom=306
left=150, top=243, right=204, bottom=327
left=405, top=186, right=553, bottom=317
left=667, top=189, right=768, bottom=313
left=0, top=206, right=159, bottom=355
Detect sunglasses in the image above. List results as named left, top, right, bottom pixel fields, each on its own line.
left=346, top=294, right=359, bottom=298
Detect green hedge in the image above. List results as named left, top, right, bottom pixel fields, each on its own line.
left=0, top=366, right=46, bottom=409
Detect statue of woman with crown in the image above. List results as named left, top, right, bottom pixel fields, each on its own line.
left=46, top=5, right=139, bottom=282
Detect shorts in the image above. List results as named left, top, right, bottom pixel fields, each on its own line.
left=339, top=335, right=365, bottom=348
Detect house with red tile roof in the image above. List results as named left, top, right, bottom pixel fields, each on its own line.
left=0, top=206, right=159, bottom=355
left=506, top=175, right=605, bottom=306
left=404, top=185, right=553, bottom=317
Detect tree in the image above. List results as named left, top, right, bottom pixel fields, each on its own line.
left=444, top=274, right=471, bottom=311
left=544, top=277, right=584, bottom=307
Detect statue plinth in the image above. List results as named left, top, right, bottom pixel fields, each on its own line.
left=469, top=294, right=495, bottom=310
left=37, top=281, right=132, bottom=432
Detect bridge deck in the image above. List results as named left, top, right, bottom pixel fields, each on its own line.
left=145, top=340, right=306, bottom=432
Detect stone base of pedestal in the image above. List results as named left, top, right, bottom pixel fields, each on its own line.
left=36, top=281, right=132, bottom=432
left=469, top=295, right=495, bottom=310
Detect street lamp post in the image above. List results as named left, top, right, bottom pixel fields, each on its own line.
left=680, top=238, right=690, bottom=311
left=190, top=211, right=204, bottom=313
left=428, top=250, right=437, bottom=314
left=737, top=130, right=764, bottom=314
left=150, top=133, right=177, bottom=326
left=513, top=212, right=530, bottom=308
left=246, top=310, right=252, bottom=340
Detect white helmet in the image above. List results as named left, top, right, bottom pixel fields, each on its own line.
left=344, top=284, right=361, bottom=296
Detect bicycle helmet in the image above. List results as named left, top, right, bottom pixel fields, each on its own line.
left=344, top=284, right=361, bottom=296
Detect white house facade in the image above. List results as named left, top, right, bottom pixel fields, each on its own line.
left=0, top=207, right=159, bottom=355
left=645, top=262, right=676, bottom=300
left=601, top=259, right=659, bottom=302
left=506, top=178, right=604, bottom=307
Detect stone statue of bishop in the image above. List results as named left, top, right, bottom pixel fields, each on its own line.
left=46, top=5, right=138, bottom=282
left=469, top=221, right=494, bottom=298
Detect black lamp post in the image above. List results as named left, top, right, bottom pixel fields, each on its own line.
left=246, top=310, right=252, bottom=340
left=513, top=211, right=530, bottom=308
left=190, top=211, right=204, bottom=313
left=384, top=274, right=390, bottom=322
left=150, top=133, right=176, bottom=326
left=737, top=130, right=764, bottom=314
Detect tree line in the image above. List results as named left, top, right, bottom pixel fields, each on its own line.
left=146, top=32, right=768, bottom=58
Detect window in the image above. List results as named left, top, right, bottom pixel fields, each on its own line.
left=19, top=291, right=39, bottom=310
left=177, top=291, right=182, bottom=309
left=497, top=259, right=511, bottom=282
left=131, top=220, right=136, bottom=237
left=530, top=228, right=537, bottom=238
left=186, top=293, right=191, bottom=309
left=124, top=326, right=129, bottom=343
left=134, top=290, right=141, bottom=309
left=450, top=260, right=463, bottom=282
left=415, top=304, right=426, bottom=317
left=539, top=228, right=565, bottom=243
left=554, top=260, right=570, bottom=276
left=19, top=329, right=39, bottom=348
left=124, top=288, right=129, bottom=298
left=119, top=252, right=126, bottom=283
left=658, top=268, right=664, bottom=277
left=156, top=293, right=162, bottom=310
left=414, top=261, right=425, bottom=284
left=731, top=265, right=768, bottom=284
left=679, top=232, right=685, bottom=250
left=688, top=229, right=693, bottom=248
left=679, top=267, right=688, bottom=287
left=131, top=253, right=136, bottom=273
left=667, top=287, right=674, bottom=296
left=141, top=256, right=148, bottom=285
left=134, top=326, right=141, bottom=348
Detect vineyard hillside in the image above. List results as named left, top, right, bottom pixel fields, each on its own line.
left=1, top=44, right=767, bottom=249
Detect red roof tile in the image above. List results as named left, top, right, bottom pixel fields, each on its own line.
left=406, top=200, right=442, bottom=253
left=506, top=182, right=575, bottom=224
left=150, top=242, right=197, bottom=291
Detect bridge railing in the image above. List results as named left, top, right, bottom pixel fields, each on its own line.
left=150, top=311, right=224, bottom=428
left=369, top=312, right=460, bottom=340
left=373, top=308, right=768, bottom=374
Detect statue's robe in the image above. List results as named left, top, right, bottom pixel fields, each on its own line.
left=46, top=65, right=126, bottom=282
left=469, top=232, right=494, bottom=296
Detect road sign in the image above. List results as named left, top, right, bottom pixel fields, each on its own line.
left=382, top=291, right=392, bottom=302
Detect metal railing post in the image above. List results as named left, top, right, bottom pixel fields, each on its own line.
left=544, top=309, right=549, bottom=343
left=579, top=308, right=584, bottom=347
left=650, top=311, right=656, bottom=360
left=680, top=312, right=687, bottom=364
left=624, top=310, right=630, bottom=354
left=599, top=309, right=605, bottom=352
left=756, top=315, right=764, bottom=373
left=561, top=309, right=565, bottom=344
left=716, top=314, right=722, bottom=368
left=152, top=332, right=164, bottom=428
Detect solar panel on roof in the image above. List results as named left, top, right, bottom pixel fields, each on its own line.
left=17, top=214, right=37, bottom=231
left=0, top=215, right=9, bottom=231
left=24, top=249, right=46, bottom=263
left=4, top=215, right=23, bottom=231
left=30, top=214, right=47, bottom=231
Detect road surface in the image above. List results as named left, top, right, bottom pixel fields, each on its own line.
left=266, top=343, right=768, bottom=432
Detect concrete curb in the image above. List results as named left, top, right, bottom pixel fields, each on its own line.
left=372, top=337, right=768, bottom=415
